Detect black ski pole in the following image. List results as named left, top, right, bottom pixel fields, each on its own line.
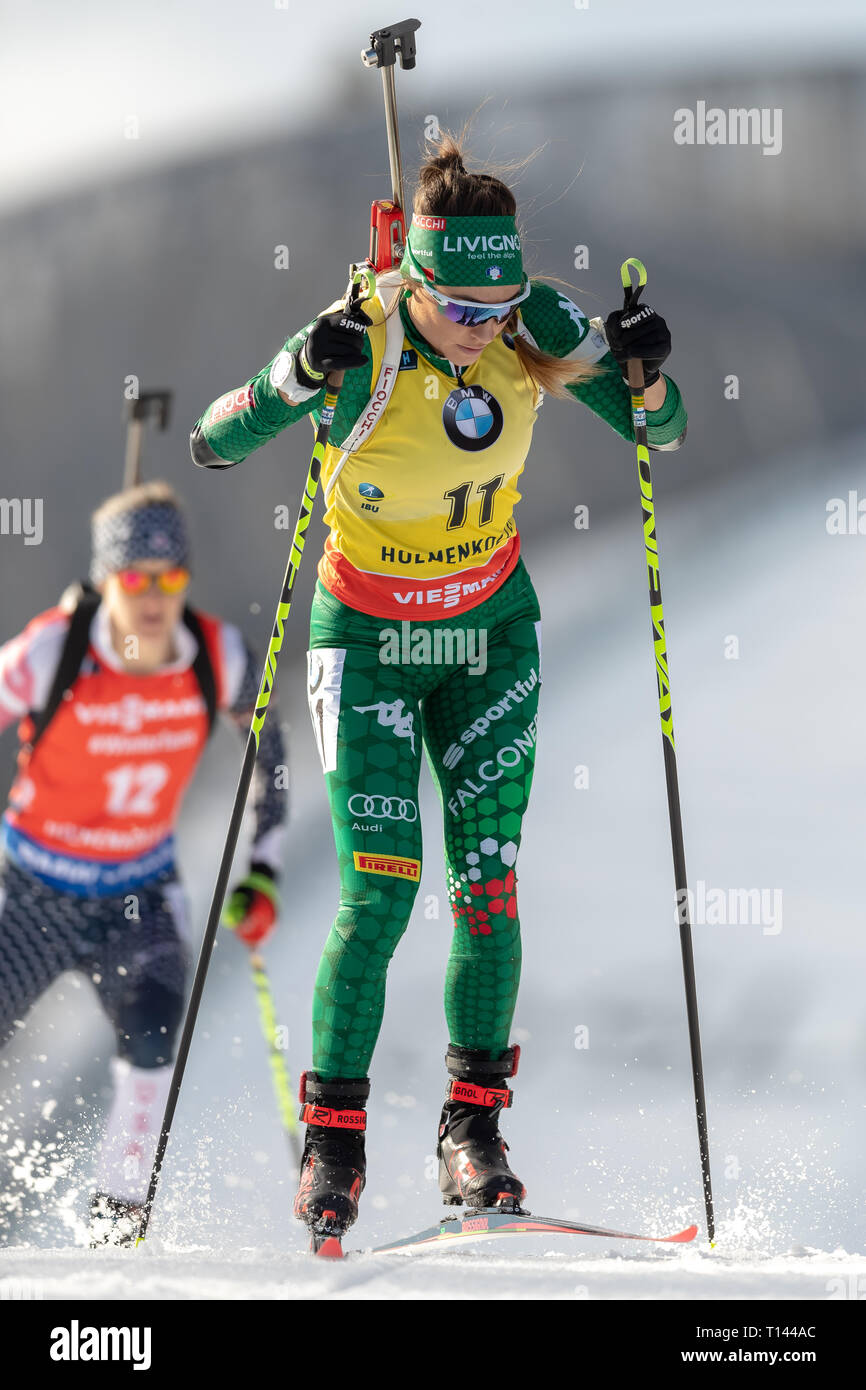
left=619, top=257, right=715, bottom=1244
left=136, top=267, right=375, bottom=1243
left=124, top=390, right=172, bottom=489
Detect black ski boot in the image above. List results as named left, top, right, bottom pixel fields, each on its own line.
left=437, top=1044, right=527, bottom=1213
left=88, top=1191, right=145, bottom=1248
left=293, top=1071, right=370, bottom=1257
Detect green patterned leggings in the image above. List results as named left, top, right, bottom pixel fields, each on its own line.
left=305, top=559, right=541, bottom=1078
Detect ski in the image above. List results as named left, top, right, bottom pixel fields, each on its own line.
left=308, top=1211, right=351, bottom=1260
left=366, top=1210, right=698, bottom=1255
left=311, top=1232, right=346, bottom=1259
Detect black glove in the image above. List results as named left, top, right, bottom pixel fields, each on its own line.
left=295, top=306, right=372, bottom=389
left=604, top=300, right=671, bottom=388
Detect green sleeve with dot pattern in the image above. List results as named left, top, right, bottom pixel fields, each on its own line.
left=519, top=279, right=687, bottom=449
left=191, top=308, right=376, bottom=465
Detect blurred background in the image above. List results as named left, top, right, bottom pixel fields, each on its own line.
left=1, top=0, right=865, bottom=1271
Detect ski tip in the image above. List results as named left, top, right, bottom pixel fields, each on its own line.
left=666, top=1224, right=699, bottom=1243
left=312, top=1235, right=345, bottom=1260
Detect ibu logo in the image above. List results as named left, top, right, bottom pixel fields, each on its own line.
left=359, top=481, right=384, bottom=512
left=442, top=385, right=504, bottom=452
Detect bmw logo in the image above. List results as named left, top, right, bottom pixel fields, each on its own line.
left=442, top=385, right=504, bottom=452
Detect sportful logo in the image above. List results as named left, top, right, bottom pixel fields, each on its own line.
left=447, top=714, right=539, bottom=817
left=347, top=794, right=418, bottom=822
left=441, top=670, right=539, bottom=768
left=620, top=306, right=654, bottom=330
left=442, top=744, right=465, bottom=770
left=352, top=699, right=416, bottom=754
left=619, top=307, right=653, bottom=330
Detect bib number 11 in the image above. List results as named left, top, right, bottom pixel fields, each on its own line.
left=443, top=475, right=504, bottom=531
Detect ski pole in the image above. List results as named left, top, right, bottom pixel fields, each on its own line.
left=620, top=257, right=715, bottom=1244
left=123, top=390, right=173, bottom=489
left=248, top=949, right=302, bottom=1166
left=137, top=266, right=376, bottom=1243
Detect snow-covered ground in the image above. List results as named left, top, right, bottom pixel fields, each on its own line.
left=3, top=1244, right=863, bottom=1302
left=2, top=433, right=865, bottom=1298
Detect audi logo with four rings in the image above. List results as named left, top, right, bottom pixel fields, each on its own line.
left=348, top=794, right=418, bottom=822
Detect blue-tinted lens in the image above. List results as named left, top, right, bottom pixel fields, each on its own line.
left=439, top=299, right=514, bottom=327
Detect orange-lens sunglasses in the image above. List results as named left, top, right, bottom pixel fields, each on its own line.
left=117, top=567, right=191, bottom=596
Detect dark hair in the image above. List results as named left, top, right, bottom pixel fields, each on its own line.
left=404, top=131, right=599, bottom=399
left=412, top=132, right=517, bottom=219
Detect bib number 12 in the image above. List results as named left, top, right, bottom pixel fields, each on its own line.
left=104, top=762, right=170, bottom=816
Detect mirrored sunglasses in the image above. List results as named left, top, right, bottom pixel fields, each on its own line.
left=117, top=567, right=191, bottom=596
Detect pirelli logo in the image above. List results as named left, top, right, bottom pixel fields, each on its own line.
left=353, top=851, right=421, bottom=881
left=210, top=384, right=253, bottom=424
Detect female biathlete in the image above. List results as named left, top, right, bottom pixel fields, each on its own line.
left=191, top=136, right=687, bottom=1246
left=0, top=481, right=287, bottom=1245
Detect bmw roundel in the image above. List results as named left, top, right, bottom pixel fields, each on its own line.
left=358, top=482, right=384, bottom=499
left=442, top=385, right=504, bottom=451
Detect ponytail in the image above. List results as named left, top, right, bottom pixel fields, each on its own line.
left=401, top=129, right=600, bottom=399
